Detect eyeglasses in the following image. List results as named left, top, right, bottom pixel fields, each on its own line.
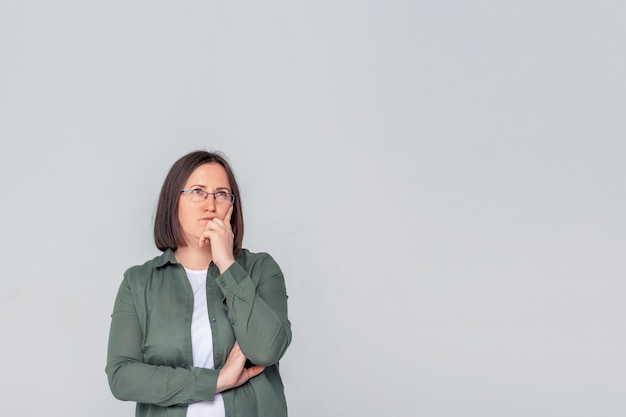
left=180, top=189, right=236, bottom=204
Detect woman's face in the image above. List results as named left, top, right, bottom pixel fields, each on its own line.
left=178, top=162, right=233, bottom=247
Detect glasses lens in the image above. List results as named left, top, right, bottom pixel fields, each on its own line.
left=184, top=189, right=205, bottom=202
left=214, top=192, right=229, bottom=203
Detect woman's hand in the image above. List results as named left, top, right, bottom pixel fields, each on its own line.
left=216, top=341, right=265, bottom=393
left=199, top=205, right=235, bottom=272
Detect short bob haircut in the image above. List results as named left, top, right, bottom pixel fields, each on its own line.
left=154, top=150, right=244, bottom=256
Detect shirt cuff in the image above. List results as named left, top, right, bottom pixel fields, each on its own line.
left=193, top=367, right=219, bottom=401
left=215, top=261, right=255, bottom=296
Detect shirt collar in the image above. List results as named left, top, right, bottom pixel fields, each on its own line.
left=153, top=248, right=179, bottom=268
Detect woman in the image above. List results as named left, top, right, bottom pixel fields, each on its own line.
left=106, top=150, right=292, bottom=417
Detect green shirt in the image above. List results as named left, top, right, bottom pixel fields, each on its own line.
left=106, top=248, right=291, bottom=417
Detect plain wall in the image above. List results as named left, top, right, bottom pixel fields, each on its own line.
left=1, top=1, right=624, bottom=416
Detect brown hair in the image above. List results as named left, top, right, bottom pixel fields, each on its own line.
left=154, top=150, right=244, bottom=256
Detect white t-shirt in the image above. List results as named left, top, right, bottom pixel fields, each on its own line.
left=185, top=268, right=225, bottom=417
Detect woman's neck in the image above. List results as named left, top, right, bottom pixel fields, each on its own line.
left=174, top=245, right=213, bottom=270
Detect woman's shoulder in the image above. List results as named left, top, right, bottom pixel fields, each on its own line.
left=123, top=250, right=176, bottom=281
left=237, top=248, right=283, bottom=272
left=238, top=248, right=274, bottom=263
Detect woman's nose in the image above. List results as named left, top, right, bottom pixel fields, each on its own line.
left=204, top=196, right=216, bottom=211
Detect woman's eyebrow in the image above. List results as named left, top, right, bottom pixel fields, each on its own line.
left=187, top=184, right=231, bottom=191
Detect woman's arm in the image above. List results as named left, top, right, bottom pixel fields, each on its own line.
left=106, top=276, right=219, bottom=406
left=215, top=253, right=292, bottom=366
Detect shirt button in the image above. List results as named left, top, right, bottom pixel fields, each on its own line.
left=211, top=317, right=216, bottom=323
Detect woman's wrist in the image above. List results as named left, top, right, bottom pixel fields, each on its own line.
left=215, top=259, right=235, bottom=274
left=215, top=368, right=230, bottom=393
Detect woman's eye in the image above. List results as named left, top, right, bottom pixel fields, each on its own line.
left=191, top=189, right=204, bottom=195
left=215, top=191, right=227, bottom=198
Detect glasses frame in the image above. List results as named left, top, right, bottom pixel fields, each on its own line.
left=180, top=189, right=236, bottom=204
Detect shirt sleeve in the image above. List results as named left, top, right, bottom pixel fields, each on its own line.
left=105, top=274, right=219, bottom=406
left=215, top=253, right=292, bottom=366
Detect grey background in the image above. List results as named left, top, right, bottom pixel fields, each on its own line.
left=1, top=1, right=624, bottom=416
